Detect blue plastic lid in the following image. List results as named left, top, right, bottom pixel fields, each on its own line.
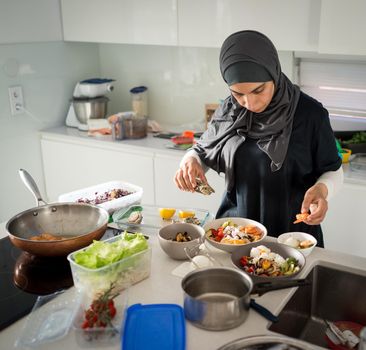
left=122, top=303, right=186, bottom=350
left=130, top=86, right=148, bottom=94
left=80, top=78, right=115, bottom=84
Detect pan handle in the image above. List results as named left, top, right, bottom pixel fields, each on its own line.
left=252, top=278, right=311, bottom=296
left=19, top=169, right=48, bottom=206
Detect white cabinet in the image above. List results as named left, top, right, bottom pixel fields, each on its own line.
left=322, top=182, right=366, bottom=258
left=154, top=154, right=225, bottom=214
left=0, top=0, right=62, bottom=43
left=41, top=139, right=155, bottom=204
left=318, top=0, right=366, bottom=55
left=178, top=0, right=320, bottom=51
left=61, top=0, right=178, bottom=46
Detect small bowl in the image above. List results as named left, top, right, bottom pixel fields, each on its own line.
left=158, top=223, right=205, bottom=260
left=231, top=241, right=305, bottom=282
left=203, top=217, right=267, bottom=253
left=277, top=232, right=317, bottom=257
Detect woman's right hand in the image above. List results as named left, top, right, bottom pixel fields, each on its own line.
left=174, top=156, right=207, bottom=192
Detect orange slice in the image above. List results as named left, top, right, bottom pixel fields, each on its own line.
left=159, top=208, right=176, bottom=220
left=178, top=210, right=195, bottom=219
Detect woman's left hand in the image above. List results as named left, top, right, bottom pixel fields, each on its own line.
left=300, top=183, right=328, bottom=225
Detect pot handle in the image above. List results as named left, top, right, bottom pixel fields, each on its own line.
left=252, top=278, right=311, bottom=296
left=250, top=299, right=279, bottom=323
left=19, top=169, right=48, bottom=206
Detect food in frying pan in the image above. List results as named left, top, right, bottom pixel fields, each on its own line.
left=77, top=188, right=132, bottom=205
left=240, top=245, right=301, bottom=277
left=293, top=212, right=310, bottom=224
left=194, top=179, right=215, bottom=195
left=29, top=233, right=67, bottom=241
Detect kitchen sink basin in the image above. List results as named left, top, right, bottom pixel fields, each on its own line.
left=269, top=262, right=366, bottom=348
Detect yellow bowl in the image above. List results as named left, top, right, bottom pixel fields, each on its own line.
left=341, top=148, right=352, bottom=163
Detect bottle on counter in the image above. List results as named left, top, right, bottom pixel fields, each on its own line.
left=130, top=86, right=148, bottom=118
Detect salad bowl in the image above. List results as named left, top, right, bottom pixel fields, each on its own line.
left=203, top=217, right=267, bottom=253
left=231, top=241, right=305, bottom=282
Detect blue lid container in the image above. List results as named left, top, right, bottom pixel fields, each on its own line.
left=122, top=303, right=186, bottom=350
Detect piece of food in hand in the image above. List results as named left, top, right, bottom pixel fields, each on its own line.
left=194, top=178, right=215, bottom=195
left=127, top=211, right=143, bottom=224
left=159, top=208, right=176, bottom=220
left=293, top=212, right=310, bottom=224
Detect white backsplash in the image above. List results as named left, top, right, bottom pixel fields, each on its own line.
left=0, top=42, right=100, bottom=222
left=99, top=44, right=295, bottom=129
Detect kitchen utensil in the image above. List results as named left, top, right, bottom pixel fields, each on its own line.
left=158, top=223, right=205, bottom=260
left=231, top=241, right=306, bottom=282
left=204, top=217, right=267, bottom=253
left=181, top=267, right=309, bottom=331
left=217, top=334, right=315, bottom=349
left=6, top=169, right=109, bottom=257
left=66, top=78, right=114, bottom=131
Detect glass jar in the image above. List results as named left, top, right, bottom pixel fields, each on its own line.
left=130, top=86, right=148, bottom=118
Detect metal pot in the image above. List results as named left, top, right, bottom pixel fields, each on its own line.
left=181, top=267, right=309, bottom=331
left=6, top=169, right=109, bottom=257
left=72, top=96, right=109, bottom=124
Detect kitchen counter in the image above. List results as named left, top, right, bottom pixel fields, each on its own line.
left=41, top=126, right=366, bottom=186
left=1, top=222, right=365, bottom=350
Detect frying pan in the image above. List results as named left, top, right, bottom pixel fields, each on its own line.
left=6, top=169, right=109, bottom=257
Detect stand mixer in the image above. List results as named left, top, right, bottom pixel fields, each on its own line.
left=65, top=78, right=115, bottom=131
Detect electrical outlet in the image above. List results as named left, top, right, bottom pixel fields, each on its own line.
left=8, top=86, right=24, bottom=115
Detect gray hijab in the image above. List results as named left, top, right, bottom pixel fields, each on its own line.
left=193, top=30, right=300, bottom=192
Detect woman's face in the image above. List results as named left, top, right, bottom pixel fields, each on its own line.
left=229, top=81, right=275, bottom=113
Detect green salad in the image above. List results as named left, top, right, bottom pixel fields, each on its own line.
left=74, top=232, right=148, bottom=269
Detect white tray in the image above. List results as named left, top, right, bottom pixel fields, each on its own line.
left=58, top=181, right=143, bottom=214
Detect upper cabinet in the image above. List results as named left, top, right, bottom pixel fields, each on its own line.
left=60, top=0, right=178, bottom=46
left=0, top=0, right=63, bottom=44
left=177, top=0, right=320, bottom=51
left=318, top=0, right=366, bottom=55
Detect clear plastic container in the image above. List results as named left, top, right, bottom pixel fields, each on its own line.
left=130, top=86, right=148, bottom=117
left=349, top=153, right=366, bottom=173
left=15, top=290, right=81, bottom=349
left=72, top=289, right=128, bottom=347
left=67, top=235, right=151, bottom=298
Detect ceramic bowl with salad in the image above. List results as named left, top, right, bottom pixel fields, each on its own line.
left=203, top=217, right=267, bottom=253
left=231, top=241, right=305, bottom=281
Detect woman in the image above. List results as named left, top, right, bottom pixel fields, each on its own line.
left=174, top=30, right=343, bottom=247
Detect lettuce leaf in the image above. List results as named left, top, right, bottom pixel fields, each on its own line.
left=73, top=232, right=148, bottom=269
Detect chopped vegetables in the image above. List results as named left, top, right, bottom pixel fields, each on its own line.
left=206, top=220, right=263, bottom=245
left=240, top=245, right=301, bottom=277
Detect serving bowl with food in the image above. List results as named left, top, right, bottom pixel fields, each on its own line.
left=277, top=232, right=317, bottom=257
left=231, top=241, right=305, bottom=281
left=158, top=222, right=205, bottom=260
left=204, top=217, right=267, bottom=253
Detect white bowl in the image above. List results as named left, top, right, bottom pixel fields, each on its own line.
left=158, top=223, right=205, bottom=260
left=277, top=232, right=317, bottom=257
left=203, top=217, right=267, bottom=253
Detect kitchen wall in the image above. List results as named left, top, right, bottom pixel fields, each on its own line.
left=0, top=41, right=293, bottom=223
left=0, top=42, right=100, bottom=222
left=99, top=44, right=294, bottom=129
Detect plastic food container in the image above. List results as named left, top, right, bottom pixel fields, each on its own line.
left=67, top=235, right=151, bottom=298
left=72, top=289, right=128, bottom=347
left=58, top=181, right=143, bottom=214
left=15, top=290, right=81, bottom=349
left=349, top=153, right=366, bottom=172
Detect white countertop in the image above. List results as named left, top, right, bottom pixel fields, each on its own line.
left=1, top=222, right=366, bottom=350
left=40, top=126, right=366, bottom=186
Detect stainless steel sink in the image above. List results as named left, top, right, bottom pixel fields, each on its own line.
left=269, top=262, right=366, bottom=348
